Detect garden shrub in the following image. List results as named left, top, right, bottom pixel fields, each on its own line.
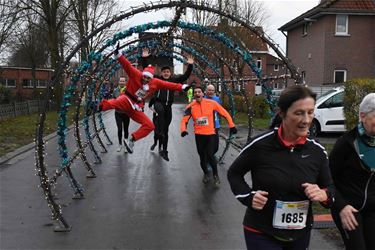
left=344, top=78, right=375, bottom=130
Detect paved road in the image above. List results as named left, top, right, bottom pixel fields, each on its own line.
left=0, top=104, right=342, bottom=249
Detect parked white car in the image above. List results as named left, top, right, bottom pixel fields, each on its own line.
left=310, top=87, right=346, bottom=136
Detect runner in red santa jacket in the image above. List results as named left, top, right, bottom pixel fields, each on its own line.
left=98, top=44, right=190, bottom=153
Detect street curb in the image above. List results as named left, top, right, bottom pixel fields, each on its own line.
left=0, top=130, right=62, bottom=166
left=0, top=111, right=112, bottom=166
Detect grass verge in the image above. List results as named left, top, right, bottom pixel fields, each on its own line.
left=0, top=109, right=80, bottom=157
left=223, top=111, right=270, bottom=130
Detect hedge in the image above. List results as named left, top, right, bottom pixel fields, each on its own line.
left=344, top=78, right=375, bottom=130
left=221, top=94, right=271, bottom=119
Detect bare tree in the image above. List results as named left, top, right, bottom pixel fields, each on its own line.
left=186, top=0, right=270, bottom=80
left=0, top=0, right=21, bottom=60
left=14, top=0, right=73, bottom=103
left=68, top=0, right=119, bottom=62
left=17, top=0, right=72, bottom=70
left=8, top=19, right=49, bottom=68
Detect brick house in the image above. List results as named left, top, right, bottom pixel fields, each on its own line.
left=182, top=23, right=289, bottom=96
left=279, top=0, right=375, bottom=87
left=0, top=66, right=54, bottom=100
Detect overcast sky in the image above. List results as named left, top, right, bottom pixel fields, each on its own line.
left=117, top=0, right=320, bottom=71
left=118, top=0, right=320, bottom=51
left=261, top=0, right=320, bottom=53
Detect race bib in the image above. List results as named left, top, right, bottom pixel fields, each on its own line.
left=272, top=200, right=309, bottom=230
left=135, top=88, right=147, bottom=99
left=197, top=117, right=209, bottom=126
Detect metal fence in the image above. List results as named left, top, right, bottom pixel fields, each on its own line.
left=0, top=100, right=53, bottom=121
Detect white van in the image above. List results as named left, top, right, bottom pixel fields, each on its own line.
left=310, top=87, right=346, bottom=136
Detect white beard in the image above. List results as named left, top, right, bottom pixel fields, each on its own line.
left=143, top=84, right=149, bottom=91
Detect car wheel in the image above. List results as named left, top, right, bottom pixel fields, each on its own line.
left=309, top=120, right=320, bottom=137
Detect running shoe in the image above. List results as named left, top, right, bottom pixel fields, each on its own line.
left=150, top=142, right=157, bottom=151
left=123, top=139, right=134, bottom=154
left=160, top=150, right=169, bottom=161
left=202, top=174, right=210, bottom=184
left=116, top=144, right=123, bottom=152
left=213, top=175, right=221, bottom=187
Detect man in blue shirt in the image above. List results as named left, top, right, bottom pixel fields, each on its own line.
left=205, top=84, right=221, bottom=155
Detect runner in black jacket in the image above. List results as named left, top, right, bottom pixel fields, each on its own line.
left=141, top=48, right=194, bottom=161
left=227, top=85, right=334, bottom=249
left=330, top=93, right=375, bottom=250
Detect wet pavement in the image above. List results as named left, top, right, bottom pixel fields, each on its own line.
left=0, top=104, right=343, bottom=249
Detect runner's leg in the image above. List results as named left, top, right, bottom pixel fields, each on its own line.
left=128, top=109, right=155, bottom=141
left=206, top=135, right=218, bottom=176
left=115, top=111, right=123, bottom=145
left=243, top=229, right=281, bottom=250
left=195, top=134, right=209, bottom=174
left=363, top=210, right=375, bottom=250
left=162, top=105, right=173, bottom=152
left=121, top=113, right=130, bottom=139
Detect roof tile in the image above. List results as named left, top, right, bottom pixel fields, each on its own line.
left=328, top=0, right=375, bottom=10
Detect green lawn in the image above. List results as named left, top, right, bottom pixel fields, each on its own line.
left=223, top=111, right=270, bottom=130
left=0, top=109, right=79, bottom=157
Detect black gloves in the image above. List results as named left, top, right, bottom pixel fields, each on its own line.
left=230, top=127, right=237, bottom=135
left=181, top=131, right=188, bottom=137
left=114, top=42, right=120, bottom=56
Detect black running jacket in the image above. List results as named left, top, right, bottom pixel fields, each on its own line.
left=227, top=128, right=334, bottom=241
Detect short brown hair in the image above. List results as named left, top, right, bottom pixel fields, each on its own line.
left=278, top=85, right=317, bottom=114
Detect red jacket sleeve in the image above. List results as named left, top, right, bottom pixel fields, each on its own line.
left=117, top=55, right=141, bottom=80
left=154, top=78, right=183, bottom=91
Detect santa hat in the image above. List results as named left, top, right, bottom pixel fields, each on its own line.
left=142, top=65, right=154, bottom=78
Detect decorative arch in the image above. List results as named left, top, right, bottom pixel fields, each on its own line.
left=35, top=1, right=300, bottom=232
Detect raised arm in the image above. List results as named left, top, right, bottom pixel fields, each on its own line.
left=174, top=55, right=194, bottom=82
left=140, top=47, right=150, bottom=69
left=114, top=43, right=141, bottom=80
left=117, top=55, right=142, bottom=80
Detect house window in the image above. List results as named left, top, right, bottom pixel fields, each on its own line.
left=274, top=64, right=279, bottom=71
left=301, top=71, right=306, bottom=84
left=237, top=84, right=241, bottom=92
left=334, top=70, right=347, bottom=83
left=3, top=79, right=16, bottom=88
left=37, top=80, right=47, bottom=88
left=22, top=79, right=33, bottom=88
left=273, top=82, right=279, bottom=89
left=257, top=57, right=262, bottom=69
left=22, top=79, right=47, bottom=88
left=336, top=15, right=348, bottom=35
left=302, top=23, right=308, bottom=36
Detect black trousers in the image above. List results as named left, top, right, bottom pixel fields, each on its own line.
left=331, top=207, right=375, bottom=250
left=153, top=102, right=172, bottom=151
left=195, top=134, right=218, bottom=176
left=115, top=111, right=130, bottom=144
left=244, top=229, right=311, bottom=250
left=214, top=128, right=220, bottom=155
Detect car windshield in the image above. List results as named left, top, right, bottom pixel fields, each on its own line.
left=317, top=89, right=337, bottom=102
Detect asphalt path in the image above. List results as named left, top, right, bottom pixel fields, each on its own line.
left=0, top=104, right=342, bottom=249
